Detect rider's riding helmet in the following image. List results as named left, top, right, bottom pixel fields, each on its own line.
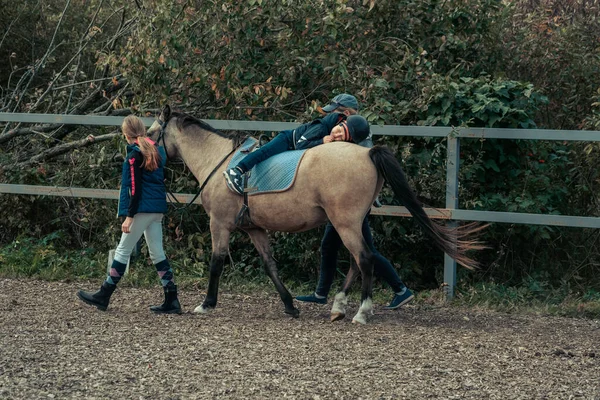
left=344, top=115, right=370, bottom=144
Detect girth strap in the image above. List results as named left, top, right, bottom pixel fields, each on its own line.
left=234, top=177, right=257, bottom=229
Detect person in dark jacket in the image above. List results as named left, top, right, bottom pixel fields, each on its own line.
left=223, top=111, right=370, bottom=195
left=77, top=115, right=181, bottom=314
left=295, top=94, right=414, bottom=310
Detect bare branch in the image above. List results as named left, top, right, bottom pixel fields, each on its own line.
left=53, top=76, right=120, bottom=91
left=6, top=0, right=72, bottom=117
left=28, top=32, right=100, bottom=115
left=0, top=2, right=33, bottom=52
left=4, top=68, right=32, bottom=115
left=66, top=0, right=105, bottom=112
left=100, top=8, right=127, bottom=80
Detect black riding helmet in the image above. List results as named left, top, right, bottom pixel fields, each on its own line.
left=344, top=115, right=370, bottom=143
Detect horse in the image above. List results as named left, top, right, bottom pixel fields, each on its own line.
left=147, top=105, right=485, bottom=324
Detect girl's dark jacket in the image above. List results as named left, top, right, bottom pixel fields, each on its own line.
left=117, top=140, right=168, bottom=218
left=292, top=112, right=346, bottom=150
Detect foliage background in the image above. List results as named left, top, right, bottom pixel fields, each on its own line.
left=1, top=0, right=599, bottom=314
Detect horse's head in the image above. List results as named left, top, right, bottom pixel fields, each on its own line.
left=147, top=104, right=180, bottom=160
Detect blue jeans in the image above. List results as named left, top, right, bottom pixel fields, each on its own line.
left=237, top=130, right=294, bottom=172
left=315, top=214, right=405, bottom=296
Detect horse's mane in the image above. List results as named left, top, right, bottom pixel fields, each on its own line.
left=170, top=111, right=247, bottom=144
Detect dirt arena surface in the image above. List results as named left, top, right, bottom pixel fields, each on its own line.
left=0, top=279, right=598, bottom=399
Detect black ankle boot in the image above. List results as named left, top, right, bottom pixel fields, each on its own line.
left=77, top=282, right=116, bottom=311
left=150, top=285, right=182, bottom=314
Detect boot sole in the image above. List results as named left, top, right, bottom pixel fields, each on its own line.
left=77, top=292, right=108, bottom=311
left=383, top=294, right=415, bottom=310
left=150, top=308, right=182, bottom=315
left=295, top=296, right=327, bottom=304
left=296, top=299, right=327, bottom=304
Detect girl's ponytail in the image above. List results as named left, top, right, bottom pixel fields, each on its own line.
left=137, top=136, right=159, bottom=171
left=121, top=115, right=160, bottom=171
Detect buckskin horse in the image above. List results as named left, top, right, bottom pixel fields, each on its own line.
left=147, top=105, right=484, bottom=324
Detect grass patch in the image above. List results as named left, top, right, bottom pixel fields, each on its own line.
left=0, top=234, right=105, bottom=282
left=451, top=282, right=600, bottom=319
left=2, top=237, right=599, bottom=319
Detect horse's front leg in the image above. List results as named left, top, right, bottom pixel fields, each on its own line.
left=246, top=228, right=299, bottom=318
left=194, top=223, right=231, bottom=314
left=330, top=259, right=359, bottom=322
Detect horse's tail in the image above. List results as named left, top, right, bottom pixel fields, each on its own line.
left=369, top=146, right=487, bottom=270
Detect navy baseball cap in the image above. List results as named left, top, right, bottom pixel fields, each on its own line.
left=322, top=93, right=359, bottom=112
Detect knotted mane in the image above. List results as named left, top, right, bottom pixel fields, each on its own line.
left=170, top=111, right=247, bottom=144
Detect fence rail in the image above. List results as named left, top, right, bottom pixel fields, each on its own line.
left=3, top=112, right=600, bottom=140
left=2, top=112, right=600, bottom=298
left=1, top=183, right=598, bottom=228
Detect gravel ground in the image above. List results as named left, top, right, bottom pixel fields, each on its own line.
left=0, top=278, right=598, bottom=399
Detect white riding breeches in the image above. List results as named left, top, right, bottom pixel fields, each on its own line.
left=113, top=213, right=166, bottom=265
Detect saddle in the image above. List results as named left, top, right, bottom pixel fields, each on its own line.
left=227, top=137, right=307, bottom=195
left=227, top=137, right=307, bottom=228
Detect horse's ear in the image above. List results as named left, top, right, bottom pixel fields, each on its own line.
left=161, top=104, right=171, bottom=121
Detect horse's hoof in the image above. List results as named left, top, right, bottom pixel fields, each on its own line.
left=330, top=312, right=345, bottom=322
left=193, top=304, right=212, bottom=314
left=352, top=314, right=368, bottom=325
left=285, top=308, right=300, bottom=318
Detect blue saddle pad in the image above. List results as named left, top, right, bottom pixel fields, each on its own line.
left=227, top=137, right=307, bottom=195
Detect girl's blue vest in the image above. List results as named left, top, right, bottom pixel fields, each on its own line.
left=117, top=143, right=168, bottom=217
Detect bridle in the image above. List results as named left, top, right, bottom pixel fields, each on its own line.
left=156, top=116, right=238, bottom=209
left=157, top=118, right=168, bottom=152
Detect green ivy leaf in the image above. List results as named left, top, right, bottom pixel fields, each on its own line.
left=484, top=159, right=500, bottom=172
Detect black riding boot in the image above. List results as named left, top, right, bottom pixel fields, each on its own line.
left=150, top=285, right=182, bottom=314
left=77, top=282, right=116, bottom=311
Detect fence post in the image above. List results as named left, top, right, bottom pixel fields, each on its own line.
left=444, top=133, right=460, bottom=299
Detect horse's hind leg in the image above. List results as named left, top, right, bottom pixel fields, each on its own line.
left=194, top=222, right=231, bottom=314
left=246, top=228, right=299, bottom=318
left=334, top=225, right=375, bottom=325
left=330, top=258, right=359, bottom=322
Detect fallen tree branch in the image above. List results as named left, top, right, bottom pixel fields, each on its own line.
left=2, top=131, right=119, bottom=171
left=71, top=77, right=126, bottom=115
left=0, top=78, right=127, bottom=146
left=0, top=124, right=65, bottom=145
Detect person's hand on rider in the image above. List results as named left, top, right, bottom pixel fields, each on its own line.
left=323, top=135, right=334, bottom=143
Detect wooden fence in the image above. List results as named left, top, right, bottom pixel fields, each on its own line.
left=1, top=112, right=600, bottom=297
